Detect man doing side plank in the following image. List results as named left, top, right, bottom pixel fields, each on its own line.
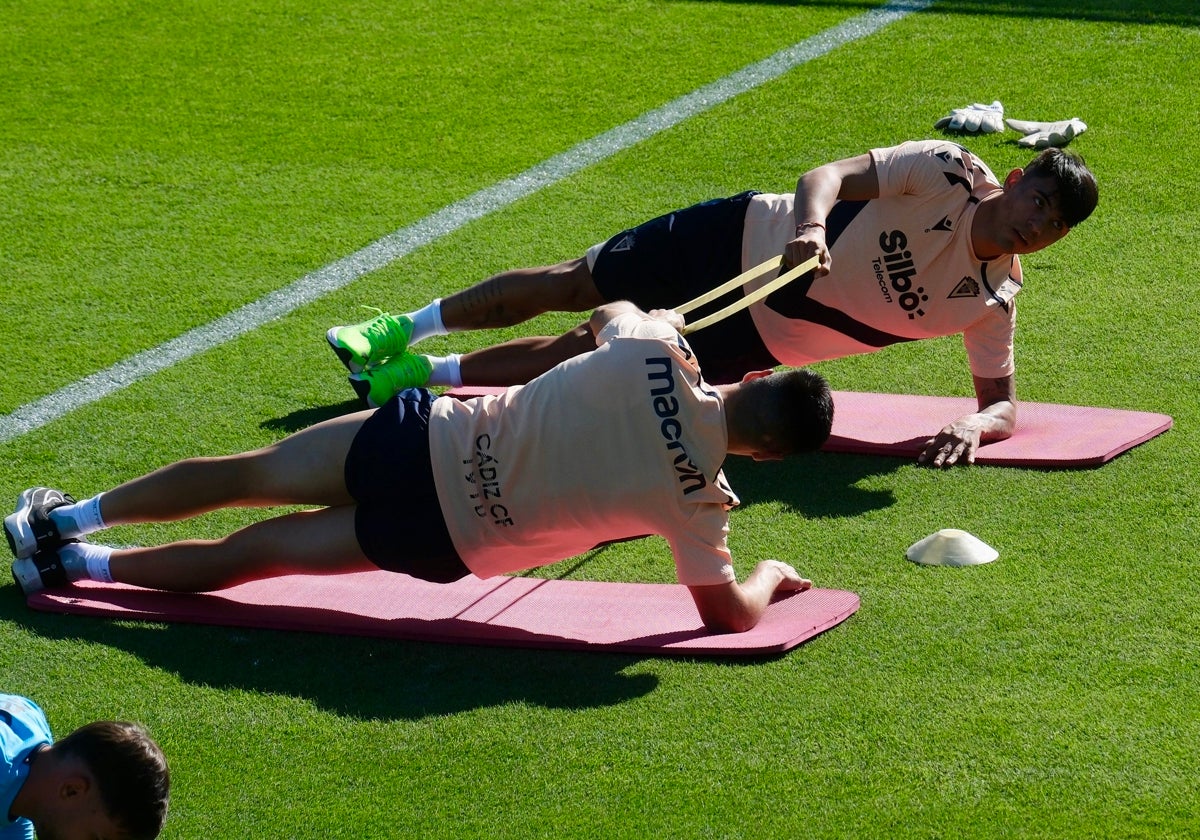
left=328, top=140, right=1097, bottom=467
left=8, top=303, right=833, bottom=634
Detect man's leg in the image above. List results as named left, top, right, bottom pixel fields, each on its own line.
left=351, top=258, right=604, bottom=395
left=435, top=258, right=604, bottom=332
left=334, top=259, right=605, bottom=398
left=455, top=324, right=597, bottom=386
left=106, top=505, right=372, bottom=592
left=329, top=259, right=601, bottom=374
left=81, top=409, right=374, bottom=530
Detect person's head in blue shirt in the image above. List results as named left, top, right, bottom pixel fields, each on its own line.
left=10, top=720, right=169, bottom=840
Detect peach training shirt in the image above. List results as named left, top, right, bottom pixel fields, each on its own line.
left=742, top=139, right=1023, bottom=379
left=429, top=312, right=739, bottom=586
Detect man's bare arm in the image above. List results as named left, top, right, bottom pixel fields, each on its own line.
left=919, top=374, right=1017, bottom=467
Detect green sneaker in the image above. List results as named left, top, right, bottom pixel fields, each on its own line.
left=326, top=310, right=415, bottom=373
left=349, top=353, right=433, bottom=408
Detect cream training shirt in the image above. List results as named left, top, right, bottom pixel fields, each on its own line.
left=741, top=139, right=1022, bottom=379
left=429, top=312, right=739, bottom=586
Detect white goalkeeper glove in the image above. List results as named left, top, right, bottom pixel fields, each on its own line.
left=934, top=100, right=1005, bottom=134
left=1004, top=117, right=1088, bottom=149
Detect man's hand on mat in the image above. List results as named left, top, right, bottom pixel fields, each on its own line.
left=647, top=308, right=686, bottom=332
left=921, top=389, right=1016, bottom=467
left=760, top=560, right=813, bottom=592
left=919, top=419, right=986, bottom=467
left=690, top=561, right=812, bottom=632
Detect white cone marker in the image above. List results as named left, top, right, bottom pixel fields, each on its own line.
left=906, top=529, right=998, bottom=567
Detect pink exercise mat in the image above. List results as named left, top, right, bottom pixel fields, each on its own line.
left=26, top=573, right=859, bottom=657
left=822, top=391, right=1171, bottom=467
left=446, top=387, right=1172, bottom=468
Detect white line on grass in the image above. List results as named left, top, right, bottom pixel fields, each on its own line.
left=1, top=0, right=932, bottom=445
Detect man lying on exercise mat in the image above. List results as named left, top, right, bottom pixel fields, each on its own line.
left=327, top=139, right=1097, bottom=467
left=7, top=302, right=833, bottom=635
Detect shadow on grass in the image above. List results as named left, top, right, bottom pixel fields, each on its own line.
left=724, top=449, right=903, bottom=518
left=676, top=0, right=1199, bottom=27
left=260, top=399, right=364, bottom=434
left=1, top=588, right=658, bottom=721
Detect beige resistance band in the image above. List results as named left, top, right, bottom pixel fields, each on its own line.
left=676, top=254, right=820, bottom=336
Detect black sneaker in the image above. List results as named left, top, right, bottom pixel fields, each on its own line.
left=4, top=487, right=76, bottom=560
left=10, top=542, right=76, bottom=596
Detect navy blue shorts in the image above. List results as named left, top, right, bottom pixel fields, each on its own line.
left=591, top=191, right=781, bottom=384
left=343, top=388, right=471, bottom=583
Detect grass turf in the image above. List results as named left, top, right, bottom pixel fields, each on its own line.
left=2, top=0, right=1200, bottom=837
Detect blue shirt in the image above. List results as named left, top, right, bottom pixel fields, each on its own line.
left=1, top=695, right=52, bottom=840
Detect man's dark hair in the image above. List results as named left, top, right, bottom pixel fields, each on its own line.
left=741, top=368, right=834, bottom=455
left=1024, top=147, right=1098, bottom=227
left=56, top=721, right=170, bottom=839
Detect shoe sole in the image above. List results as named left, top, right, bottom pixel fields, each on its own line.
left=10, top=557, right=45, bottom=596
left=4, top=490, right=39, bottom=560
left=326, top=327, right=367, bottom=374
left=347, top=375, right=379, bottom=409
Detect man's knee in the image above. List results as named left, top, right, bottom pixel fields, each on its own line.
left=541, top=258, right=603, bottom=311
left=556, top=323, right=597, bottom=351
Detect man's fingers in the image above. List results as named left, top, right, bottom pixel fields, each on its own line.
left=919, top=434, right=976, bottom=467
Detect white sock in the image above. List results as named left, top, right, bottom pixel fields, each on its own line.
left=49, top=493, right=106, bottom=540
left=59, top=542, right=115, bottom=583
left=406, top=299, right=447, bottom=346
left=425, top=354, right=463, bottom=388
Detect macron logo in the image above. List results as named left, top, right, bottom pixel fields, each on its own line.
left=645, top=357, right=707, bottom=495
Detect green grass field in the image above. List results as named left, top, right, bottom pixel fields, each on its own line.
left=3, top=0, right=1199, bottom=837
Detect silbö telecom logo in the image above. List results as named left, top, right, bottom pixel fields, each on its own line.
left=873, top=229, right=928, bottom=319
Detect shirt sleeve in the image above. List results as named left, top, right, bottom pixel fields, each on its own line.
left=666, top=507, right=737, bottom=587
left=0, top=820, right=35, bottom=839
left=963, top=253, right=1021, bottom=378
left=0, top=696, right=48, bottom=840
left=962, top=299, right=1017, bottom=378
left=872, top=139, right=970, bottom=200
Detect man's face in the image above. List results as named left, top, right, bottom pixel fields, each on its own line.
left=991, top=170, right=1073, bottom=255
left=33, top=805, right=126, bottom=840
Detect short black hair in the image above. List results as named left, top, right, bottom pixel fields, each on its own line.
left=1024, top=147, right=1098, bottom=227
left=56, top=721, right=170, bottom=839
left=741, top=368, right=834, bottom=455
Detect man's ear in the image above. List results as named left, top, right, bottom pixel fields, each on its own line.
left=740, top=369, right=774, bottom=383
left=58, top=773, right=92, bottom=801
left=751, top=449, right=785, bottom=462
left=1003, top=167, right=1024, bottom=189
